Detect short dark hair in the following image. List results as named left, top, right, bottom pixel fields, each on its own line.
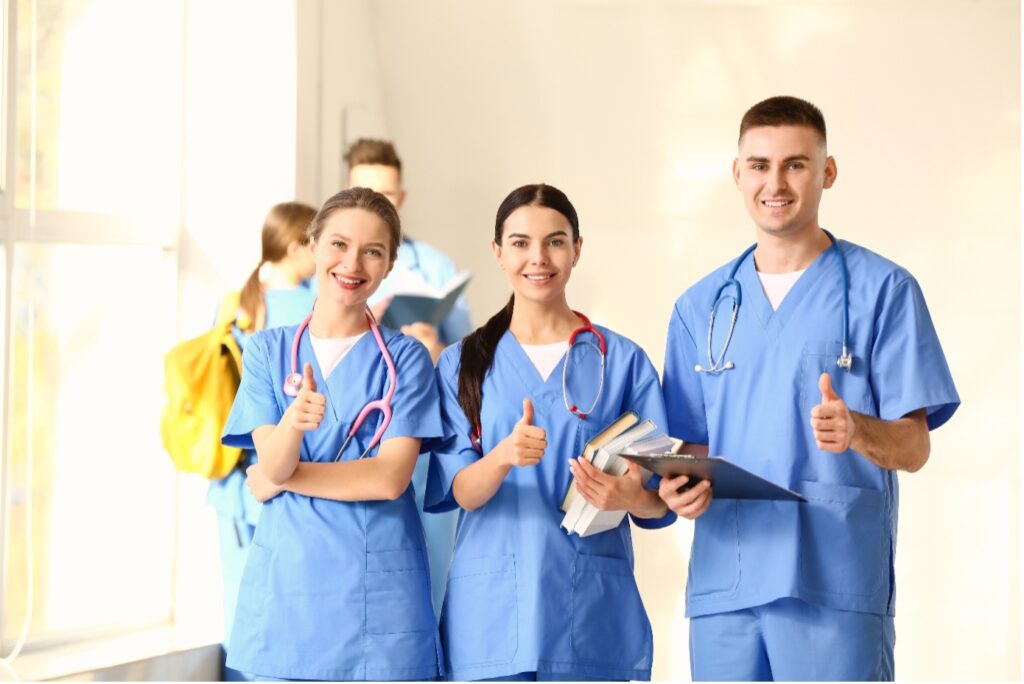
left=344, top=138, right=402, bottom=175
left=739, top=96, right=827, bottom=145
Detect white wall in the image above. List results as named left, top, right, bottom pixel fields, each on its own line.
left=300, top=1, right=1020, bottom=679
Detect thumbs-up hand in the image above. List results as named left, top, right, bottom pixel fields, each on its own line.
left=499, top=398, right=547, bottom=467
left=286, top=362, right=327, bottom=432
left=810, top=372, right=855, bottom=452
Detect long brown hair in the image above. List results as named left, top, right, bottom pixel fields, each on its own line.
left=457, top=184, right=580, bottom=433
left=239, top=202, right=316, bottom=333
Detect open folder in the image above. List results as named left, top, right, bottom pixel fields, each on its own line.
left=618, top=453, right=806, bottom=502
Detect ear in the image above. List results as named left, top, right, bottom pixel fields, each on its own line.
left=393, top=189, right=407, bottom=211
left=491, top=240, right=503, bottom=266
left=732, top=157, right=742, bottom=188
left=572, top=236, right=583, bottom=267
left=823, top=156, right=837, bottom=189
left=384, top=258, right=395, bottom=279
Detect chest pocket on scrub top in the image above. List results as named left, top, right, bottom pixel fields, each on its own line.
left=798, top=340, right=873, bottom=415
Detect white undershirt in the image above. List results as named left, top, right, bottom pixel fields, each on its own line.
left=521, top=340, right=569, bottom=381
left=757, top=269, right=806, bottom=311
left=310, top=332, right=367, bottom=379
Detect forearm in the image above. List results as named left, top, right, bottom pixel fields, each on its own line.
left=626, top=487, right=669, bottom=519
left=849, top=409, right=930, bottom=472
left=451, top=447, right=513, bottom=512
left=255, top=424, right=304, bottom=484
left=283, top=458, right=413, bottom=502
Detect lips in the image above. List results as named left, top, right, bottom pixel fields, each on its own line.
left=332, top=273, right=367, bottom=291
left=523, top=273, right=555, bottom=283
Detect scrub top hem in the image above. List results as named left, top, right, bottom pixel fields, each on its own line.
left=226, top=658, right=440, bottom=682
left=685, top=586, right=896, bottom=619
left=445, top=659, right=651, bottom=682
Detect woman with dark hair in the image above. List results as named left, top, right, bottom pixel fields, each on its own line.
left=425, top=184, right=674, bottom=681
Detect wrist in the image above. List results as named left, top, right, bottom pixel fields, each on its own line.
left=628, top=489, right=667, bottom=519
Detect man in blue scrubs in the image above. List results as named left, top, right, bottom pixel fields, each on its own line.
left=660, top=96, right=959, bottom=681
left=344, top=138, right=470, bottom=619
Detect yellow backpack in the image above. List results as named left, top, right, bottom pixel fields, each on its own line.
left=160, top=292, right=246, bottom=479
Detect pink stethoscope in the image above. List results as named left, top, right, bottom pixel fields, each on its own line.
left=470, top=311, right=606, bottom=452
left=283, top=307, right=396, bottom=460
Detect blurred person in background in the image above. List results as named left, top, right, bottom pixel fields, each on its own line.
left=207, top=202, right=317, bottom=680
left=345, top=137, right=468, bottom=619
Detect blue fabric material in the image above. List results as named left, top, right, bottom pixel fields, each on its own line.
left=426, top=326, right=674, bottom=681
left=663, top=239, right=959, bottom=620
left=368, top=237, right=468, bottom=619
left=207, top=286, right=315, bottom=658
left=221, top=323, right=444, bottom=681
left=689, top=597, right=895, bottom=681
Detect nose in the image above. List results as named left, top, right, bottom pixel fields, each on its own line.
left=529, top=243, right=549, bottom=265
left=341, top=250, right=361, bottom=271
left=766, top=166, right=788, bottom=193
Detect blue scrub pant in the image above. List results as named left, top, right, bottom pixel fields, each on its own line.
left=689, top=598, right=895, bottom=681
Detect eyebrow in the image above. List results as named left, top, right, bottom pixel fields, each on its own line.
left=326, top=233, right=387, bottom=248
left=506, top=230, right=571, bottom=240
left=745, top=154, right=811, bottom=163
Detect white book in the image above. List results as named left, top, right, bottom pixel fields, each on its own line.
left=560, top=420, right=660, bottom=537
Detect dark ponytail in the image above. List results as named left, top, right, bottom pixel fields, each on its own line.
left=456, top=183, right=579, bottom=434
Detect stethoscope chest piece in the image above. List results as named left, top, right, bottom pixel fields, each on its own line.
left=283, top=373, right=303, bottom=397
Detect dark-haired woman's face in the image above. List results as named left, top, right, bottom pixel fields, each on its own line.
left=492, top=205, right=581, bottom=305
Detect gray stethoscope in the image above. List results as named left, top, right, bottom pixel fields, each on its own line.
left=695, top=230, right=853, bottom=374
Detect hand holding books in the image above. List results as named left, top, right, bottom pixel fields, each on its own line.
left=568, top=456, right=665, bottom=518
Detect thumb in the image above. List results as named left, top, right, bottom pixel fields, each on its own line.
left=518, top=398, right=534, bottom=426
left=302, top=362, right=317, bottom=392
left=819, top=372, right=839, bottom=403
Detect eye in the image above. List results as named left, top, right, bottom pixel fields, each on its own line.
left=788, top=162, right=805, bottom=170
left=331, top=240, right=344, bottom=249
left=511, top=239, right=527, bottom=248
left=366, top=248, right=383, bottom=258
left=751, top=163, right=767, bottom=171
left=549, top=238, right=566, bottom=247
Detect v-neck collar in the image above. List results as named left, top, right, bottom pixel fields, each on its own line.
left=498, top=331, right=567, bottom=411
left=737, top=241, right=838, bottom=343
left=298, top=326, right=378, bottom=422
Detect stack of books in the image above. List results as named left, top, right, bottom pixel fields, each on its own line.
left=559, top=411, right=683, bottom=537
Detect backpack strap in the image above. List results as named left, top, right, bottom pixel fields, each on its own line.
left=215, top=291, right=241, bottom=328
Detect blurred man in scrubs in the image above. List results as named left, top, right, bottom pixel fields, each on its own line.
left=344, top=138, right=469, bottom=618
left=660, top=96, right=959, bottom=681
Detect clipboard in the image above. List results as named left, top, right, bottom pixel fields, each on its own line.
left=619, top=453, right=806, bottom=502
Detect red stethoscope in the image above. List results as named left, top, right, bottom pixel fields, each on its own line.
left=283, top=306, right=396, bottom=460
left=471, top=311, right=606, bottom=452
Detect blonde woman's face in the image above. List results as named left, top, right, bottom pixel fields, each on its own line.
left=310, top=208, right=394, bottom=308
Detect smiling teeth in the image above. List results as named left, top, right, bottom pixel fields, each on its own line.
left=335, top=275, right=363, bottom=284
left=525, top=274, right=552, bottom=281
left=763, top=200, right=792, bottom=207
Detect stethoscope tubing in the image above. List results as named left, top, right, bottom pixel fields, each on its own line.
left=696, top=230, right=851, bottom=374
left=283, top=305, right=397, bottom=460
left=470, top=311, right=608, bottom=452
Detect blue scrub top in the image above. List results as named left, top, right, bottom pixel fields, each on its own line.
left=368, top=237, right=473, bottom=345
left=207, top=285, right=316, bottom=525
left=663, top=239, right=959, bottom=619
left=221, top=324, right=444, bottom=681
left=426, top=325, right=675, bottom=681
